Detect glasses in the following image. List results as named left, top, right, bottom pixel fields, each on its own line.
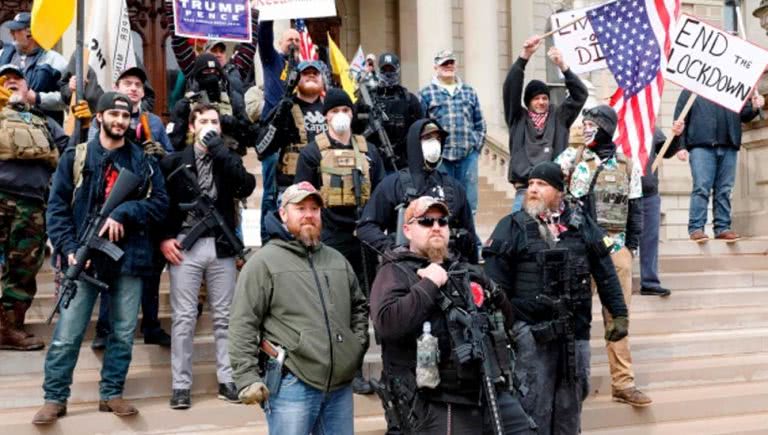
left=412, top=216, right=449, bottom=228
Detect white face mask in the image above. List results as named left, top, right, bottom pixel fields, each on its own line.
left=421, top=138, right=442, bottom=164
left=330, top=113, right=351, bottom=133
left=582, top=124, right=598, bottom=147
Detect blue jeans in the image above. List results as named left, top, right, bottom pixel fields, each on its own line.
left=640, top=193, right=661, bottom=289
left=512, top=187, right=526, bottom=213
left=264, top=373, right=353, bottom=435
left=43, top=275, right=142, bottom=404
left=439, top=149, right=479, bottom=215
left=688, top=146, right=738, bottom=235
left=260, top=153, right=279, bottom=243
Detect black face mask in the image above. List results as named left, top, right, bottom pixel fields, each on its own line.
left=197, top=74, right=221, bottom=100
left=379, top=69, right=400, bottom=88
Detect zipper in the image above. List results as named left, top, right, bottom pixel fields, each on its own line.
left=307, top=250, right=334, bottom=392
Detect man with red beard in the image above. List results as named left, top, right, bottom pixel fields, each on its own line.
left=483, top=162, right=628, bottom=434
left=229, top=181, right=369, bottom=435
left=370, top=196, right=534, bottom=434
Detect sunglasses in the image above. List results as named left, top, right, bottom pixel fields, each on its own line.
left=412, top=216, right=449, bottom=228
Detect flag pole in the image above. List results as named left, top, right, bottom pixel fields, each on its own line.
left=542, top=15, right=587, bottom=39
left=70, top=0, right=84, bottom=144
left=651, top=92, right=697, bottom=173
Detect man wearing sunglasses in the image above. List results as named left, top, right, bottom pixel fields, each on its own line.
left=370, top=196, right=534, bottom=434
left=484, top=161, right=628, bottom=433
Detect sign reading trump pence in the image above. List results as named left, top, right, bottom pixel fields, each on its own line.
left=173, top=0, right=252, bottom=42
left=665, top=15, right=768, bottom=112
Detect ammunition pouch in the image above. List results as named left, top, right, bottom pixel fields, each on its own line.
left=317, top=133, right=371, bottom=207
left=530, top=319, right=569, bottom=344
left=0, top=109, right=57, bottom=167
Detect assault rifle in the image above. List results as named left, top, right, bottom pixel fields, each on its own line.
left=254, top=44, right=301, bottom=156
left=47, top=169, right=143, bottom=324
left=167, top=164, right=247, bottom=256
left=357, top=74, right=398, bottom=171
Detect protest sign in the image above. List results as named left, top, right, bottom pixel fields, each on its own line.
left=551, top=5, right=607, bottom=75
left=665, top=14, right=768, bottom=112
left=253, top=0, right=336, bottom=21
left=173, top=0, right=252, bottom=43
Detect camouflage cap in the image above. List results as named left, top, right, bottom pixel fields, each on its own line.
left=281, top=181, right=324, bottom=208
left=404, top=196, right=450, bottom=223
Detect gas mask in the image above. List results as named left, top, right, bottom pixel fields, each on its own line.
left=330, top=112, right=351, bottom=133
left=197, top=74, right=221, bottom=100
left=421, top=138, right=442, bottom=165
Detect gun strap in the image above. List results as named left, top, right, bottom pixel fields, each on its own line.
left=290, top=104, right=307, bottom=144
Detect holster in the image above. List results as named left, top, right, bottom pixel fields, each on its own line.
left=263, top=358, right=284, bottom=397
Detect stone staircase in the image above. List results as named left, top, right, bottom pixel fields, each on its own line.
left=2, top=147, right=768, bottom=434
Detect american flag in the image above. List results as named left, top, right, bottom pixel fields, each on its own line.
left=295, top=19, right=319, bottom=61
left=588, top=0, right=679, bottom=173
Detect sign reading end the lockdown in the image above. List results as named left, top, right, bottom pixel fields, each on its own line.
left=173, top=0, right=252, bottom=43
left=665, top=14, right=768, bottom=112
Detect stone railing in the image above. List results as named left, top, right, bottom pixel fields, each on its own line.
left=481, top=128, right=515, bottom=196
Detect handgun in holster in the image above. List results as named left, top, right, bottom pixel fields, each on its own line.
left=259, top=339, right=286, bottom=397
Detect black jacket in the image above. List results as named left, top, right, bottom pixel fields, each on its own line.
left=483, top=207, right=627, bottom=340
left=674, top=89, right=760, bottom=151
left=160, top=141, right=256, bottom=257
left=504, top=57, right=588, bottom=186
left=357, top=119, right=478, bottom=262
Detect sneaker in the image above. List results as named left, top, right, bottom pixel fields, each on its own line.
left=144, top=329, right=171, bottom=347
left=689, top=230, right=709, bottom=243
left=218, top=382, right=241, bottom=403
left=715, top=230, right=741, bottom=242
left=612, top=386, right=652, bottom=407
left=352, top=373, right=374, bottom=395
left=170, top=389, right=191, bottom=409
left=91, top=334, right=108, bottom=351
left=640, top=287, right=671, bottom=297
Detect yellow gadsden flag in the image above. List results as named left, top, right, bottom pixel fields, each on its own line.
left=327, top=33, right=357, bottom=102
left=31, top=0, right=76, bottom=50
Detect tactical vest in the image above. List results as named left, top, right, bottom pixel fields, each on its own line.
left=378, top=87, right=409, bottom=141
left=510, top=212, right=592, bottom=308
left=316, top=132, right=371, bottom=208
left=585, top=154, right=632, bottom=233
left=277, top=104, right=309, bottom=177
left=0, top=108, right=58, bottom=167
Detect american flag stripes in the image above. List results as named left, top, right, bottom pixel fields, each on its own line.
left=588, top=0, right=680, bottom=173
left=294, top=19, right=319, bottom=61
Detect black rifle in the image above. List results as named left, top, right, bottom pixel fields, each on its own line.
left=351, top=164, right=371, bottom=295
left=254, top=44, right=301, bottom=156
left=533, top=249, right=577, bottom=383
left=167, top=164, right=248, bottom=256
left=357, top=75, right=398, bottom=171
left=369, top=378, right=412, bottom=435
left=47, top=168, right=142, bottom=324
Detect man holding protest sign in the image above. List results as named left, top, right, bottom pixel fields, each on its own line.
left=504, top=34, right=588, bottom=213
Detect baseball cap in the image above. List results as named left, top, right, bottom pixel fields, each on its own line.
left=433, top=49, right=456, bottom=66
left=281, top=181, right=324, bottom=208
left=404, top=196, right=450, bottom=223
left=96, top=92, right=132, bottom=113
left=204, top=40, right=226, bottom=52
left=378, top=53, right=400, bottom=69
left=7, top=12, right=31, bottom=31
left=297, top=60, right=324, bottom=73
left=0, top=64, right=24, bottom=79
left=117, top=66, right=147, bottom=84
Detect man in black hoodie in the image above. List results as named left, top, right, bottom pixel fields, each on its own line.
left=503, top=35, right=588, bottom=212
left=357, top=119, right=478, bottom=264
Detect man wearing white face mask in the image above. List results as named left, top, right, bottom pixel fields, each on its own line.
left=159, top=103, right=256, bottom=409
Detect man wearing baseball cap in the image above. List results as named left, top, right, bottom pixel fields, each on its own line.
left=484, top=161, right=629, bottom=431
left=419, top=49, right=486, bottom=218
left=229, top=181, right=369, bottom=434
left=36, top=91, right=168, bottom=424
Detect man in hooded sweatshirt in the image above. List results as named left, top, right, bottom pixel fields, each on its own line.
left=556, top=105, right=651, bottom=408
left=504, top=34, right=588, bottom=212
left=357, top=119, right=479, bottom=264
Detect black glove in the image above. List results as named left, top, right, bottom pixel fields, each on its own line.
left=201, top=130, right=228, bottom=159
left=605, top=316, right=629, bottom=342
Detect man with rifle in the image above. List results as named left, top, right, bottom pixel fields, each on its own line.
left=370, top=196, right=534, bottom=434
left=294, top=88, right=384, bottom=394
left=483, top=162, right=628, bottom=434
left=159, top=103, right=256, bottom=410
left=357, top=119, right=479, bottom=264
left=36, top=92, right=168, bottom=424
left=354, top=52, right=422, bottom=173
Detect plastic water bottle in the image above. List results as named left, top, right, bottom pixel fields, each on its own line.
left=416, top=321, right=440, bottom=388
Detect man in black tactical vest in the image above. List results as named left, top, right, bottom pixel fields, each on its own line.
left=370, top=196, right=535, bottom=434
left=483, top=162, right=629, bottom=434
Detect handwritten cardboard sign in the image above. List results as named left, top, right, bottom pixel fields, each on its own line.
left=665, top=14, right=768, bottom=112
left=551, top=5, right=607, bottom=75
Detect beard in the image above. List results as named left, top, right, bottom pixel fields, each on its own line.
left=524, top=195, right=559, bottom=218
left=298, top=80, right=323, bottom=97
left=103, top=122, right=128, bottom=140
left=287, top=218, right=322, bottom=247
left=418, top=235, right=448, bottom=262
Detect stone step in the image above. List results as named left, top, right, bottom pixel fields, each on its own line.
left=656, top=254, right=768, bottom=273
left=581, top=380, right=768, bottom=431
left=632, top=271, right=768, bottom=291
left=657, top=238, right=768, bottom=256
left=595, top=287, right=768, bottom=313
left=583, top=411, right=768, bottom=435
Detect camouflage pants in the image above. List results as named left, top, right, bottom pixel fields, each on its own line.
left=0, top=192, right=46, bottom=306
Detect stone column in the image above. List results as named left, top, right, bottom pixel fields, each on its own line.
left=399, top=0, right=453, bottom=91
left=463, top=1, right=499, bottom=127
left=359, top=0, right=388, bottom=56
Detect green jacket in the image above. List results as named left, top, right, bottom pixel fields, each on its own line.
left=229, top=231, right=370, bottom=393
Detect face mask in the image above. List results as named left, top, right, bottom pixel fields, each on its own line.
left=330, top=112, right=351, bottom=133
left=421, top=138, right=442, bottom=164
left=379, top=70, right=400, bottom=87
left=196, top=125, right=218, bottom=146
left=582, top=125, right=598, bottom=147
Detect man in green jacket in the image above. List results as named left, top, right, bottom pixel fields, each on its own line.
left=229, top=181, right=369, bottom=435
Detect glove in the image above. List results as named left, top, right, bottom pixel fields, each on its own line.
left=238, top=382, right=269, bottom=405
left=0, top=76, right=12, bottom=110
left=142, top=140, right=167, bottom=158
left=72, top=100, right=92, bottom=128
left=605, top=316, right=629, bottom=342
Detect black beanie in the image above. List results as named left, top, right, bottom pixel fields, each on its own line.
left=529, top=161, right=564, bottom=192
left=524, top=80, right=550, bottom=107
left=322, top=88, right=354, bottom=115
